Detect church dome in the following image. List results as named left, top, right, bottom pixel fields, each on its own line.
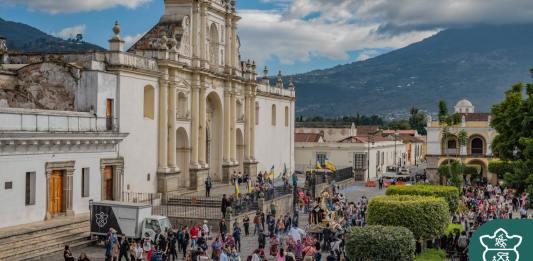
left=454, top=99, right=474, bottom=113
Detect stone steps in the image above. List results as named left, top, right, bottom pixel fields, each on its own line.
left=0, top=216, right=94, bottom=261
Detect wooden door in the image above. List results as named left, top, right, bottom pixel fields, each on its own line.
left=103, top=166, right=114, bottom=200
left=106, top=99, right=114, bottom=131
left=48, top=171, right=63, bottom=215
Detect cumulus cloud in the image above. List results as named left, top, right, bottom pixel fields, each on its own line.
left=356, top=50, right=380, bottom=62
left=53, top=25, right=86, bottom=40
left=239, top=0, right=533, bottom=65
left=238, top=9, right=437, bottom=65
left=3, top=0, right=151, bottom=13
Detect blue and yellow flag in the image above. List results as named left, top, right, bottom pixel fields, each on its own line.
left=235, top=182, right=240, bottom=196
left=315, top=161, right=323, bottom=170
left=268, top=165, right=275, bottom=180
left=325, top=157, right=337, bottom=172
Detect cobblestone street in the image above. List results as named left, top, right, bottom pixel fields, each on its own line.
left=32, top=183, right=384, bottom=261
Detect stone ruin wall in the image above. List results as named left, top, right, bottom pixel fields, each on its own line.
left=0, top=62, right=80, bottom=111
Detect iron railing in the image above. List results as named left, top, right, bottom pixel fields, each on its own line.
left=122, top=192, right=162, bottom=205
left=334, top=167, right=354, bottom=182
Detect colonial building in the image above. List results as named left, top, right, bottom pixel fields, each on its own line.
left=294, top=123, right=408, bottom=181
left=426, top=99, right=497, bottom=184
left=0, top=0, right=295, bottom=228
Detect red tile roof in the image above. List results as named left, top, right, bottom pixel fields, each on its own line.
left=295, top=133, right=322, bottom=142
left=382, top=130, right=417, bottom=136
left=338, top=135, right=391, bottom=143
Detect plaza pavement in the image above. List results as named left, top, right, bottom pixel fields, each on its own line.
left=30, top=183, right=385, bottom=261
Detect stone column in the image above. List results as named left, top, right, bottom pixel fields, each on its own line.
left=168, top=69, right=178, bottom=171
left=230, top=88, right=237, bottom=163
left=200, top=1, right=207, bottom=63
left=198, top=77, right=207, bottom=167
left=190, top=74, right=200, bottom=168
left=223, top=87, right=231, bottom=163
left=158, top=67, right=170, bottom=172
left=192, top=1, right=200, bottom=61
left=250, top=94, right=256, bottom=160
left=225, top=13, right=232, bottom=70
left=244, top=89, right=251, bottom=161
left=45, top=171, right=51, bottom=220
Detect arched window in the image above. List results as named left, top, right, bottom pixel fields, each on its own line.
left=284, top=106, right=289, bottom=127
left=271, top=104, right=276, bottom=126
left=447, top=139, right=457, bottom=149
left=255, top=102, right=259, bottom=125
left=143, top=85, right=155, bottom=119
left=471, top=137, right=484, bottom=155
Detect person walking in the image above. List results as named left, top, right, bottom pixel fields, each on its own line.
left=219, top=220, right=228, bottom=238
left=168, top=233, right=178, bottom=261
left=243, top=215, right=250, bottom=236
left=64, top=245, right=75, bottom=261
left=253, top=213, right=261, bottom=235
left=233, top=226, right=242, bottom=252
left=78, top=252, right=90, bottom=261
left=221, top=194, right=230, bottom=218
left=206, top=176, right=213, bottom=197
left=118, top=236, right=130, bottom=261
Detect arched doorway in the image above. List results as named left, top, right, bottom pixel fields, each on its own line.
left=467, top=159, right=491, bottom=184
left=176, top=127, right=190, bottom=188
left=206, top=92, right=223, bottom=181
left=236, top=128, right=244, bottom=174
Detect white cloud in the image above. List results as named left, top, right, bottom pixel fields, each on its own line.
left=53, top=25, right=86, bottom=40
left=123, top=33, right=145, bottom=49
left=4, top=0, right=151, bottom=13
left=356, top=50, right=380, bottom=62
left=238, top=9, right=437, bottom=65
left=239, top=0, right=533, bottom=66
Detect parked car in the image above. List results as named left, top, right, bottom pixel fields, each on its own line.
left=399, top=167, right=410, bottom=175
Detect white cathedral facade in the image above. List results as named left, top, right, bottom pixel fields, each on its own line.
left=0, top=0, right=295, bottom=228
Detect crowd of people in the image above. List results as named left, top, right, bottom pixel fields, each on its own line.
left=422, top=182, right=530, bottom=260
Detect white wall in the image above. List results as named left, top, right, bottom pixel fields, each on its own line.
left=0, top=151, right=116, bottom=228
left=117, top=72, right=160, bottom=193
left=295, top=141, right=406, bottom=181
left=255, top=95, right=295, bottom=175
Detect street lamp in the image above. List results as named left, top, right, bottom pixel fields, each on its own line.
left=367, top=132, right=375, bottom=181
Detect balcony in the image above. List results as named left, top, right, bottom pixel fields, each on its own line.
left=0, top=108, right=118, bottom=133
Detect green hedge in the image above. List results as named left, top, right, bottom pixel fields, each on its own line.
left=446, top=223, right=465, bottom=236
left=489, top=160, right=515, bottom=179
left=345, top=225, right=415, bottom=261
left=386, top=184, right=460, bottom=213
left=368, top=195, right=450, bottom=240
left=415, top=249, right=446, bottom=261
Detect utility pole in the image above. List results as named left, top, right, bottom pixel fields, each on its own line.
left=394, top=130, right=398, bottom=172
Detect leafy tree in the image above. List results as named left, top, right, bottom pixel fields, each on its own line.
left=491, top=71, right=533, bottom=192
left=438, top=100, right=448, bottom=123
left=408, top=107, right=427, bottom=135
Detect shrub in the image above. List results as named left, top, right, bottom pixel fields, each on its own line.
left=367, top=195, right=450, bottom=240
left=415, top=249, right=446, bottom=261
left=386, top=184, right=460, bottom=213
left=446, top=223, right=465, bottom=236
left=489, top=160, right=515, bottom=179
left=345, top=225, right=415, bottom=261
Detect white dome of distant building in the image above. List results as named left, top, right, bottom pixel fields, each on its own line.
left=454, top=99, right=475, bottom=113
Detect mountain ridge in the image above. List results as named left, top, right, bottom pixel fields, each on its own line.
left=0, top=17, right=105, bottom=53
left=292, top=24, right=533, bottom=117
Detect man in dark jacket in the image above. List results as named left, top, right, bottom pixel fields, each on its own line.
left=221, top=194, right=229, bottom=218
left=118, top=236, right=130, bottom=261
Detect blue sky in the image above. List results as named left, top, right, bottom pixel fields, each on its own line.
left=1, top=0, right=532, bottom=74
